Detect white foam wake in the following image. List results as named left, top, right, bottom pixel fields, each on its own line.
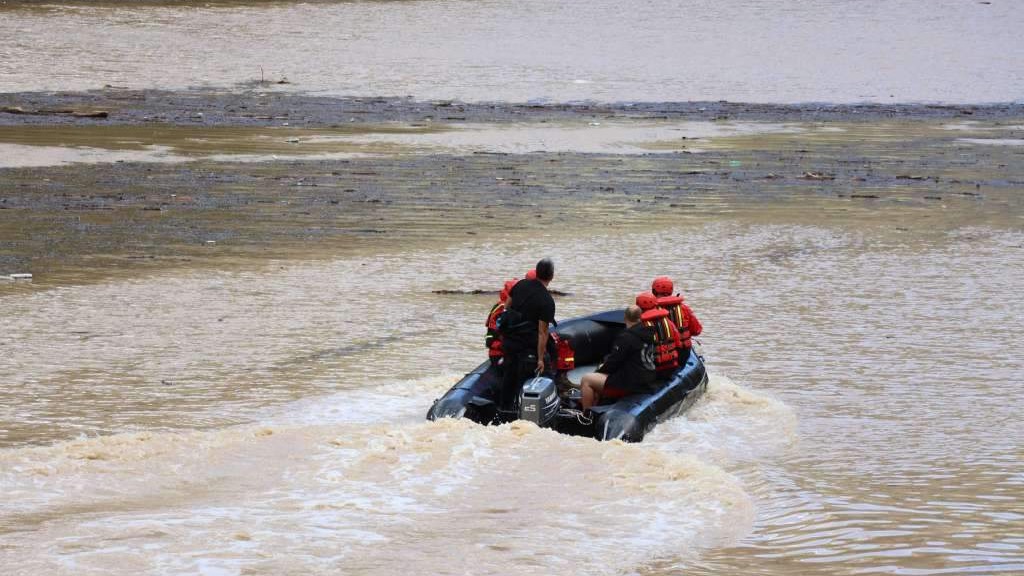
left=1, top=385, right=759, bottom=576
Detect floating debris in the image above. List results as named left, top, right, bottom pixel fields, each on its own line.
left=2, top=273, right=33, bottom=282
left=1, top=106, right=108, bottom=118
left=801, top=171, right=835, bottom=180
left=432, top=288, right=571, bottom=297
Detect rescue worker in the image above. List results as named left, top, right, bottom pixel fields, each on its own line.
left=511, top=266, right=563, bottom=386
left=579, top=305, right=656, bottom=411
left=485, top=279, right=519, bottom=367
left=499, top=258, right=556, bottom=412
left=636, top=291, right=683, bottom=379
left=651, top=275, right=703, bottom=346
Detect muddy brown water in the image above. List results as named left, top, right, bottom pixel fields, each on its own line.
left=1, top=0, right=1023, bottom=103
left=2, top=0, right=1024, bottom=572
left=2, top=153, right=1023, bottom=574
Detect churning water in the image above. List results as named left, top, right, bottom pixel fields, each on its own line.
left=2, top=220, right=1022, bottom=574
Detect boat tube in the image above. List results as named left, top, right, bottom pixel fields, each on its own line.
left=427, top=309, right=708, bottom=442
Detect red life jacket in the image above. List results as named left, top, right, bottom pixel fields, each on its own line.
left=657, top=295, right=692, bottom=349
left=485, top=301, right=505, bottom=359
left=551, top=333, right=576, bottom=371
left=640, top=308, right=681, bottom=373
left=685, top=302, right=702, bottom=337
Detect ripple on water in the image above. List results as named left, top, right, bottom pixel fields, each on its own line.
left=0, top=0, right=1022, bottom=102
left=2, top=223, right=1023, bottom=575
left=0, top=417, right=754, bottom=575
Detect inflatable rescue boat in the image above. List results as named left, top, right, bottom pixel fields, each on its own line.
left=426, top=309, right=708, bottom=442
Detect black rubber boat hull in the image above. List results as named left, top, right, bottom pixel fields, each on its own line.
left=427, top=309, right=708, bottom=442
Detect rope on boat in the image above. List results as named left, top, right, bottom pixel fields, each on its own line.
left=557, top=408, right=592, bottom=426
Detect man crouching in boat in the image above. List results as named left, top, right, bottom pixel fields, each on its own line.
left=579, top=305, right=657, bottom=411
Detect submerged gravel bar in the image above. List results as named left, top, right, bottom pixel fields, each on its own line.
left=2, top=90, right=1023, bottom=287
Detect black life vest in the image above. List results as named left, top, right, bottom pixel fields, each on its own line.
left=640, top=308, right=681, bottom=373
left=657, top=295, right=692, bottom=349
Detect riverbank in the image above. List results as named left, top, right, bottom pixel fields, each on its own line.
left=2, top=90, right=1023, bottom=287
left=4, top=89, right=1024, bottom=127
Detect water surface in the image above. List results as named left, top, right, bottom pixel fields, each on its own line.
left=1, top=0, right=1022, bottom=103
left=2, top=0, right=1023, bottom=573
left=2, top=218, right=1022, bottom=575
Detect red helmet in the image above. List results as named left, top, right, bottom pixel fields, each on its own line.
left=500, top=279, right=518, bottom=302
left=635, top=291, right=659, bottom=311
left=525, top=269, right=537, bottom=280
left=651, top=276, right=674, bottom=297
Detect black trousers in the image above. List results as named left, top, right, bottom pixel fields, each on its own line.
left=499, top=349, right=539, bottom=411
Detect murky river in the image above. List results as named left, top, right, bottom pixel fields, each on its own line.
left=3, top=0, right=1024, bottom=574
left=2, top=217, right=1022, bottom=574
left=1, top=0, right=1023, bottom=103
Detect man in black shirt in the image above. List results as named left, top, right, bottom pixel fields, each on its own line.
left=579, top=305, right=657, bottom=411
left=499, top=258, right=556, bottom=412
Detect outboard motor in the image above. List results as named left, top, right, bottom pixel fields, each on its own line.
left=518, top=376, right=560, bottom=428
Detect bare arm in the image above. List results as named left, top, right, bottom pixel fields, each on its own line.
left=536, top=320, right=549, bottom=374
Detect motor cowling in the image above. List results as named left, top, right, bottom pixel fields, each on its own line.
left=519, top=376, right=560, bottom=428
